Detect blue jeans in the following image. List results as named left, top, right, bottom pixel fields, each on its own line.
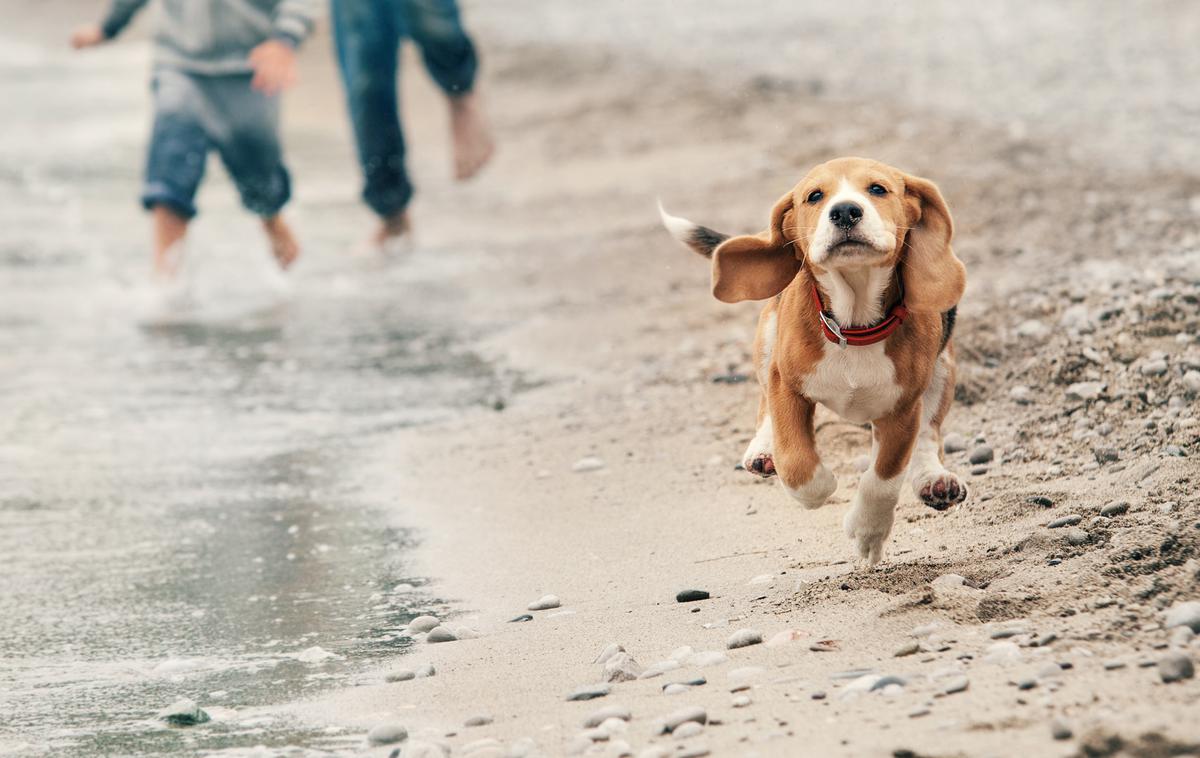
left=143, top=68, right=291, bottom=219
left=332, top=0, right=479, bottom=218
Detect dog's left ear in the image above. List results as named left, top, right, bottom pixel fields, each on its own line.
left=711, top=191, right=802, bottom=303
left=901, top=174, right=965, bottom=313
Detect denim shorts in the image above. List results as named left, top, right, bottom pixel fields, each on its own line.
left=142, top=67, right=291, bottom=219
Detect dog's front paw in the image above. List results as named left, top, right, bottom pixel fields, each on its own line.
left=782, top=465, right=837, bottom=510
left=913, top=470, right=967, bottom=511
left=744, top=453, right=776, bottom=477
left=843, top=504, right=894, bottom=567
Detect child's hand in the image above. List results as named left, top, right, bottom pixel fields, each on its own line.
left=249, top=40, right=297, bottom=96
left=70, top=24, right=106, bottom=49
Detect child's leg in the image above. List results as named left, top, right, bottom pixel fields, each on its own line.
left=207, top=76, right=297, bottom=269
left=142, top=69, right=210, bottom=276
left=399, top=0, right=493, bottom=180
left=332, top=0, right=412, bottom=238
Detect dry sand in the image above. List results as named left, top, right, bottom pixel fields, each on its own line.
left=275, top=24, right=1200, bottom=758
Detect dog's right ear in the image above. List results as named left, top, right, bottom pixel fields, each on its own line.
left=711, top=191, right=801, bottom=303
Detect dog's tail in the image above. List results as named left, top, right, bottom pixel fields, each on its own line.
left=658, top=200, right=729, bottom=259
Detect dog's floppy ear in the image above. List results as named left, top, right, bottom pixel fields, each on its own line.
left=901, top=174, right=965, bottom=313
left=711, top=191, right=801, bottom=303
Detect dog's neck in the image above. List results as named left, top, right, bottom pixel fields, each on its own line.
left=813, top=266, right=898, bottom=327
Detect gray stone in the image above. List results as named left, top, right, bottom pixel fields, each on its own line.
left=870, top=675, right=908, bottom=691
left=594, top=643, right=626, bottom=664
left=1100, top=501, right=1129, bottom=517
left=1094, top=448, right=1119, bottom=463
left=385, top=668, right=416, bottom=682
left=1140, top=359, right=1169, bottom=377
left=1016, top=677, right=1038, bottom=690
left=583, top=705, right=632, bottom=728
left=567, top=683, right=611, bottom=701
left=571, top=456, right=605, bottom=472
left=940, top=676, right=969, bottom=695
left=968, top=445, right=995, bottom=464
left=673, top=722, right=703, bottom=739
left=659, top=706, right=707, bottom=733
left=894, top=641, right=920, bottom=657
left=726, top=628, right=764, bottom=649
left=909, top=707, right=931, bottom=718
left=407, top=615, right=440, bottom=634
left=528, top=594, right=562, bottom=611
left=1065, top=528, right=1090, bottom=546
left=989, top=626, right=1029, bottom=639
left=1164, top=601, right=1200, bottom=633
left=158, top=698, right=210, bottom=726
left=1159, top=652, right=1195, bottom=683
left=1047, top=514, right=1083, bottom=529
left=1066, top=381, right=1104, bottom=401
left=464, top=714, right=493, bottom=727
left=676, top=589, right=710, bottom=603
left=1051, top=720, right=1073, bottom=740
left=1009, top=385, right=1033, bottom=404
left=366, top=722, right=408, bottom=745
left=943, top=433, right=968, bottom=454
left=426, top=626, right=457, bottom=643
left=663, top=683, right=690, bottom=696
left=603, top=652, right=643, bottom=683
left=732, top=694, right=752, bottom=708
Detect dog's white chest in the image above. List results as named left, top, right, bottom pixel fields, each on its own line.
left=801, top=343, right=902, bottom=424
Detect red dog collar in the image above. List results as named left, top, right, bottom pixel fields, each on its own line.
left=811, top=281, right=908, bottom=347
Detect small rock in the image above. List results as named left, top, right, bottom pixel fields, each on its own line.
left=528, top=594, right=562, bottom=611
left=1100, top=501, right=1129, bottom=517
left=811, top=691, right=826, bottom=700
left=1065, top=381, right=1104, bottom=401
left=366, top=722, right=408, bottom=745
left=1047, top=514, right=1083, bottom=529
left=908, top=707, right=931, bottom=718
left=1140, top=359, right=1169, bottom=377
left=676, top=589, right=710, bottom=603
left=1103, top=660, right=1126, bottom=671
left=732, top=695, right=752, bottom=708
left=1051, top=720, right=1073, bottom=741
left=1164, top=601, right=1200, bottom=633
left=1016, top=677, right=1037, bottom=690
left=971, top=465, right=989, bottom=475
left=940, top=676, right=969, bottom=695
left=426, top=626, right=457, bottom=643
left=571, top=456, right=605, bottom=472
left=726, top=629, right=764, bottom=649
left=1016, top=319, right=1049, bottom=339
left=158, top=698, right=210, bottom=726
left=673, top=722, right=703, bottom=739
left=1094, top=448, right=1119, bottom=463
left=894, top=641, right=920, bottom=657
left=1183, top=370, right=1200, bottom=393
left=968, top=445, right=995, bottom=464
left=509, top=614, right=534, bottom=623
left=989, top=626, right=1029, bottom=639
left=567, top=683, right=611, bottom=701
left=1159, top=652, right=1195, bottom=683
left=1065, top=528, right=1090, bottom=546
left=385, top=668, right=416, bottom=682
left=408, top=615, right=440, bottom=634
left=415, top=663, right=436, bottom=678
left=1009, top=385, right=1032, bottom=404
left=1026, top=496, right=1054, bottom=507
left=943, top=433, right=967, bottom=454
left=662, top=683, right=690, bottom=696
left=603, top=652, right=643, bottom=683
left=594, top=643, right=626, bottom=665
left=583, top=705, right=632, bottom=728
left=659, top=706, right=707, bottom=733
left=464, top=715, right=493, bottom=727
left=1170, top=626, right=1195, bottom=648
left=1032, top=632, right=1058, bottom=648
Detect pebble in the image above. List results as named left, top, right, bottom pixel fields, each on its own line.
left=1164, top=601, right=1200, bottom=633
left=1065, top=381, right=1104, bottom=401
left=1158, top=652, right=1195, bottom=683
left=415, top=663, right=436, bottom=678
left=1032, top=632, right=1058, bottom=648
left=659, top=706, right=707, bottom=733
left=1140, top=359, right=1169, bottom=377
left=940, top=676, right=970, bottom=695
left=968, top=445, right=995, bottom=464
left=1100, top=501, right=1129, bottom=517
left=1183, top=370, right=1200, bottom=393
left=726, top=629, right=764, bottom=649
left=1016, top=677, right=1037, bottom=690
left=732, top=695, right=752, bottom=708
left=1103, top=660, right=1126, bottom=671
left=673, top=722, right=704, bottom=739
left=1065, top=528, right=1090, bottom=546
left=989, top=626, right=1029, bottom=639
left=1047, top=514, right=1083, bottom=529
left=663, top=683, right=691, bottom=696
left=908, top=707, right=931, bottom=719
left=678, top=748, right=710, bottom=758
left=158, top=698, right=210, bottom=726
left=676, top=589, right=710, bottom=603
left=509, top=614, right=534, bottom=623
left=970, top=464, right=989, bottom=475
left=567, top=683, right=611, bottom=701
left=426, top=626, right=457, bottom=644
left=464, top=715, right=493, bottom=727
left=385, top=668, right=416, bottom=682
left=943, top=433, right=967, bottom=454
left=1051, top=720, right=1073, bottom=740
left=894, top=641, right=920, bottom=657
left=1026, top=496, right=1054, bottom=507
left=1016, top=319, right=1049, bottom=339
left=1009, top=385, right=1032, bottom=404
left=1094, top=448, right=1119, bottom=463
left=811, top=691, right=826, bottom=700
left=528, top=594, right=562, bottom=611
left=583, top=705, right=632, bottom=728
left=603, top=652, right=644, bottom=682
left=571, top=456, right=606, bottom=472
left=366, top=722, right=408, bottom=745
left=594, top=643, right=626, bottom=664
left=408, top=616, right=440, bottom=634
left=1170, top=627, right=1195, bottom=648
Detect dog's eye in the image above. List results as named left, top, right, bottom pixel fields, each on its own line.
left=806, top=190, right=824, bottom=204
left=867, top=183, right=888, bottom=196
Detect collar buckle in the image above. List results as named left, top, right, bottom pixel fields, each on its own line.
left=818, top=310, right=848, bottom=348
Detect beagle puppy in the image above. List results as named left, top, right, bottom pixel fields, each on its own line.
left=661, top=157, right=967, bottom=565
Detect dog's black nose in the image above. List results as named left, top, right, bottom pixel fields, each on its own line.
left=829, top=202, right=863, bottom=229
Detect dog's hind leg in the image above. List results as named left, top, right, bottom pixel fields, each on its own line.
left=743, top=308, right=778, bottom=477
left=908, top=345, right=968, bottom=510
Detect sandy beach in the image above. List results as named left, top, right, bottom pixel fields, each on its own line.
left=3, top=2, right=1198, bottom=756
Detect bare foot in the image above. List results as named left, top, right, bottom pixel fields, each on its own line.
left=449, top=91, right=494, bottom=181
left=371, top=210, right=412, bottom=255
left=262, top=215, right=299, bottom=270
left=152, top=205, right=188, bottom=277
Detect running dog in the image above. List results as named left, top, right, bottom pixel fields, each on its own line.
left=661, top=157, right=968, bottom=565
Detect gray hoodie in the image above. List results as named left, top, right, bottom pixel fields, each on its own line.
left=100, top=0, right=321, bottom=74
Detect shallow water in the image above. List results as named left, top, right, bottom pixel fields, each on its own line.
left=0, top=26, right=508, bottom=758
